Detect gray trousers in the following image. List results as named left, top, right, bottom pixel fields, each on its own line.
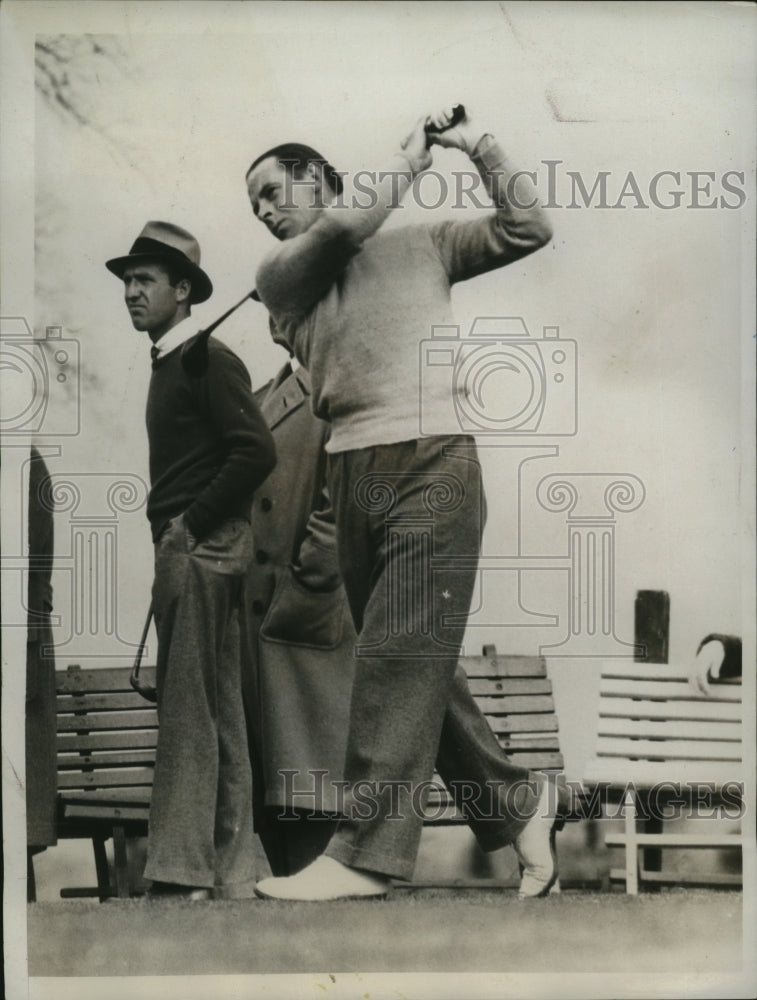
left=324, top=437, right=541, bottom=880
left=144, top=516, right=257, bottom=893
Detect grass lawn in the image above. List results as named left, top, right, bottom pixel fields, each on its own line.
left=28, top=887, right=743, bottom=979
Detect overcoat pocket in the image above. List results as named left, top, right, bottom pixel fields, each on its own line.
left=261, top=566, right=345, bottom=649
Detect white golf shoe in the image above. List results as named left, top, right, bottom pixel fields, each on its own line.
left=255, top=856, right=391, bottom=901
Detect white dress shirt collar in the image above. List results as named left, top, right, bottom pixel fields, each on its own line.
left=151, top=315, right=197, bottom=359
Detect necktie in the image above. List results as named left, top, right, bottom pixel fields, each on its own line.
left=150, top=346, right=160, bottom=361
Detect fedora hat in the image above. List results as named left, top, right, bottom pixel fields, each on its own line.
left=106, top=221, right=213, bottom=304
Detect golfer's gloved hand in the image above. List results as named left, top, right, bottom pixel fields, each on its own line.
left=424, top=106, right=485, bottom=157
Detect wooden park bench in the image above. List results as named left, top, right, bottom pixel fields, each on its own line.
left=55, top=662, right=157, bottom=900
left=53, top=647, right=568, bottom=899
left=583, top=593, right=746, bottom=893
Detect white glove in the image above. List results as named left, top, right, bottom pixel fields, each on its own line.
left=689, top=639, right=725, bottom=697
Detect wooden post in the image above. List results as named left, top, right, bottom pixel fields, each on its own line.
left=623, top=789, right=639, bottom=895
left=634, top=590, right=670, bottom=663
left=634, top=590, right=670, bottom=884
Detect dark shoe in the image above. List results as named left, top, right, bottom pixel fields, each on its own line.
left=144, top=880, right=211, bottom=902
left=213, top=879, right=258, bottom=900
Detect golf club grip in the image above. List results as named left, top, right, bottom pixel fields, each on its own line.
left=424, top=104, right=466, bottom=134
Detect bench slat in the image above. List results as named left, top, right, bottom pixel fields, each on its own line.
left=584, top=757, right=743, bottom=788
left=461, top=655, right=546, bottom=679
left=58, top=710, right=159, bottom=732
left=599, top=698, right=741, bottom=721
left=600, top=663, right=689, bottom=681
left=57, top=730, right=158, bottom=752
left=600, top=678, right=741, bottom=702
left=606, top=832, right=743, bottom=848
left=610, top=868, right=742, bottom=886
left=56, top=665, right=157, bottom=693
left=487, top=715, right=559, bottom=735
left=466, top=678, right=552, bottom=697
left=59, top=804, right=150, bottom=824
left=475, top=695, right=555, bottom=716
left=597, top=718, right=742, bottom=741
left=468, top=694, right=556, bottom=714
left=601, top=662, right=743, bottom=686
left=60, top=786, right=152, bottom=804
left=499, top=736, right=561, bottom=751
left=58, top=750, right=157, bottom=769
left=58, top=692, right=159, bottom=713
left=505, top=751, right=564, bottom=769
left=593, top=738, right=742, bottom=761
left=58, top=767, right=155, bottom=790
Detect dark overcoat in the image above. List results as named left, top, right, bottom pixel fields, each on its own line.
left=26, top=448, right=57, bottom=848
left=243, top=365, right=356, bottom=817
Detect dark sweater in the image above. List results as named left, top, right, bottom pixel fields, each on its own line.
left=146, top=338, right=276, bottom=542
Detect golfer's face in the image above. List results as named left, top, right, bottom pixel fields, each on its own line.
left=122, top=263, right=183, bottom=337
left=247, top=158, right=321, bottom=241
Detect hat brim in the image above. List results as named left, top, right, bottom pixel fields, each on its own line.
left=105, top=252, right=213, bottom=305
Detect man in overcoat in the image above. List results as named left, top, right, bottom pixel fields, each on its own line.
left=26, top=447, right=57, bottom=899
left=243, top=360, right=356, bottom=877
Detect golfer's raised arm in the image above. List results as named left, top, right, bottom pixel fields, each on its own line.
left=425, top=113, right=553, bottom=281
left=254, top=117, right=432, bottom=317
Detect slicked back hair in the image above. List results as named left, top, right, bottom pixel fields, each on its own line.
left=246, top=143, right=344, bottom=197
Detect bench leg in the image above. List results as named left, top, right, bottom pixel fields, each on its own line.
left=112, top=825, right=131, bottom=899
left=27, top=849, right=37, bottom=903
left=623, top=790, right=639, bottom=894
left=92, top=835, right=112, bottom=902
left=642, top=810, right=663, bottom=891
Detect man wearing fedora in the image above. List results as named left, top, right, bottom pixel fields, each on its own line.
left=107, top=221, right=276, bottom=899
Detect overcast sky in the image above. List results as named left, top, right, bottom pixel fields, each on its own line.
left=1, top=2, right=755, bottom=991
left=23, top=1, right=753, bottom=661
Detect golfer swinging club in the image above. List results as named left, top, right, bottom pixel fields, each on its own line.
left=247, top=106, right=559, bottom=900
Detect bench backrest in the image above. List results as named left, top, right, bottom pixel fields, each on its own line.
left=56, top=652, right=563, bottom=825
left=465, top=648, right=563, bottom=771
left=56, top=664, right=158, bottom=822
left=425, top=648, right=564, bottom=821
left=583, top=660, right=743, bottom=789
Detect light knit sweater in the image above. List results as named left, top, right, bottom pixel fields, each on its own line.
left=256, top=135, right=552, bottom=453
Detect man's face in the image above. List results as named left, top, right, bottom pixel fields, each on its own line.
left=247, top=158, right=323, bottom=241
left=122, top=262, right=186, bottom=338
